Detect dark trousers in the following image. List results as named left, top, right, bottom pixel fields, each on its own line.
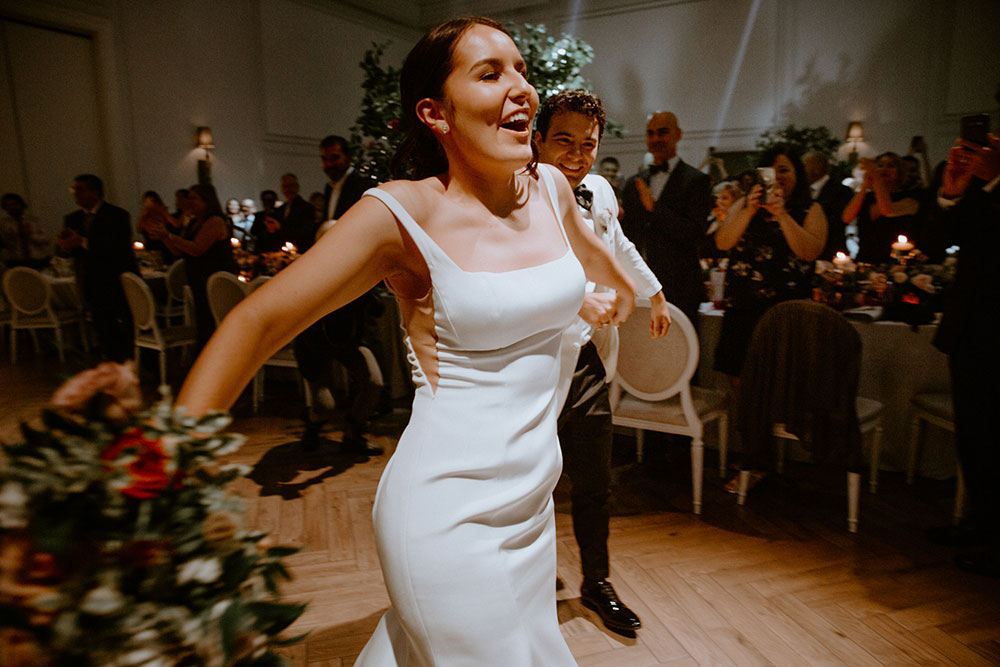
left=950, top=349, right=1000, bottom=546
left=86, top=287, right=133, bottom=363
left=294, top=317, right=383, bottom=439
left=557, top=341, right=613, bottom=582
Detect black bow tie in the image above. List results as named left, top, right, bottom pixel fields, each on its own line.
left=574, top=184, right=593, bottom=211
left=649, top=162, right=670, bottom=175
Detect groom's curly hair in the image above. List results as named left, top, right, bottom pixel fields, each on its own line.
left=535, top=90, right=607, bottom=143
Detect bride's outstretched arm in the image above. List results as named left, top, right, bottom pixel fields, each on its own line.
left=176, top=195, right=413, bottom=416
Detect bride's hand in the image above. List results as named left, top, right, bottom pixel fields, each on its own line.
left=577, top=292, right=617, bottom=328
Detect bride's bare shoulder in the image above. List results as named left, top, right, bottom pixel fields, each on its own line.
left=376, top=177, right=446, bottom=218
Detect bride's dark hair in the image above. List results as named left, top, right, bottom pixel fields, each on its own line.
left=390, top=17, right=538, bottom=180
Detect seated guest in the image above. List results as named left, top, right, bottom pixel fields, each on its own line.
left=713, top=144, right=827, bottom=491
left=250, top=190, right=281, bottom=252
left=1, top=193, right=50, bottom=268
left=146, top=184, right=236, bottom=350
left=136, top=190, right=180, bottom=264
left=843, top=152, right=923, bottom=264
left=308, top=191, right=326, bottom=226
left=171, top=188, right=189, bottom=220
left=225, top=198, right=243, bottom=234
left=702, top=180, right=741, bottom=260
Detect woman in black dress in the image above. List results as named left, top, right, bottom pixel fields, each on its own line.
left=147, top=184, right=236, bottom=349
left=843, top=152, right=923, bottom=264
left=713, top=144, right=828, bottom=380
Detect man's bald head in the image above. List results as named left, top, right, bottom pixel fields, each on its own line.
left=646, top=111, right=682, bottom=164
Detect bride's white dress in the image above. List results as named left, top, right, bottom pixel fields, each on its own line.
left=356, top=165, right=584, bottom=666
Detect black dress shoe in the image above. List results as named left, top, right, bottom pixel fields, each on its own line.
left=342, top=436, right=383, bottom=458
left=955, top=549, right=1000, bottom=578
left=580, top=579, right=641, bottom=635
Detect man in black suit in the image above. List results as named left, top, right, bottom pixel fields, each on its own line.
left=804, top=150, right=854, bottom=259
left=295, top=134, right=383, bottom=458
left=276, top=173, right=317, bottom=252
left=57, top=174, right=138, bottom=362
left=621, top=111, right=712, bottom=325
left=926, top=133, right=1000, bottom=577
left=319, top=135, right=370, bottom=227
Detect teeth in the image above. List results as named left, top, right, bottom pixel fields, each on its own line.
left=502, top=111, right=529, bottom=126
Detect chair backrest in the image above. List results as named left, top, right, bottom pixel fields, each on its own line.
left=739, top=299, right=862, bottom=465
left=165, top=259, right=187, bottom=302
left=206, top=271, right=246, bottom=325
left=121, top=272, right=158, bottom=332
left=614, top=299, right=698, bottom=402
left=246, top=275, right=270, bottom=294
left=2, top=266, right=52, bottom=316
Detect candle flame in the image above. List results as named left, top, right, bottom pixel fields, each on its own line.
left=835, top=251, right=848, bottom=260
left=230, top=237, right=241, bottom=248
left=133, top=241, right=144, bottom=250
left=897, top=235, right=908, bottom=244
left=237, top=274, right=248, bottom=282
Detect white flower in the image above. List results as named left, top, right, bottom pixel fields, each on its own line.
left=0, top=481, right=28, bottom=528
left=80, top=583, right=126, bottom=615
left=210, top=599, right=231, bottom=620
left=177, top=557, right=222, bottom=585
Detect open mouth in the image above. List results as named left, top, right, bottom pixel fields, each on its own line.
left=500, top=111, right=530, bottom=132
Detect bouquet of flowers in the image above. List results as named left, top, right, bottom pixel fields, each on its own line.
left=0, top=363, right=305, bottom=666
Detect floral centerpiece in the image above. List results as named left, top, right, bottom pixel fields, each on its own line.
left=812, top=252, right=956, bottom=325
left=0, top=363, right=305, bottom=666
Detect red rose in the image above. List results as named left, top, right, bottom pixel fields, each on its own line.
left=101, top=429, right=177, bottom=499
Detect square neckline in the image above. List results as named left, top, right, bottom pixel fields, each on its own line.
left=367, top=165, right=572, bottom=276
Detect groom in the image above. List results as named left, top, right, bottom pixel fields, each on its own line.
left=535, top=90, right=671, bottom=635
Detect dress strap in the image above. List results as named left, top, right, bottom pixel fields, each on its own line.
left=363, top=188, right=447, bottom=269
left=537, top=164, right=571, bottom=247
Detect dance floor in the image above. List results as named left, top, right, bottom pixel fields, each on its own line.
left=2, top=355, right=999, bottom=666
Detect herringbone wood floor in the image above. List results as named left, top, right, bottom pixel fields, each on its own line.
left=3, top=355, right=999, bottom=666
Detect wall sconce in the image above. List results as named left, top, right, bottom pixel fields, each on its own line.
left=845, top=121, right=864, bottom=165
left=195, top=126, right=214, bottom=185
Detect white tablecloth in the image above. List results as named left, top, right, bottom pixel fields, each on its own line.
left=696, top=304, right=955, bottom=479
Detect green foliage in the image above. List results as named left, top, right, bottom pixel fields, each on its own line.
left=349, top=24, right=618, bottom=184
left=757, top=124, right=843, bottom=161
left=0, top=387, right=305, bottom=665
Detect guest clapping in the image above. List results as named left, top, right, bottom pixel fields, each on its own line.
left=843, top=152, right=923, bottom=263
left=136, top=190, right=180, bottom=264
left=146, top=184, right=235, bottom=349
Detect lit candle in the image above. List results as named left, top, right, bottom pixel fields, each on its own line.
left=281, top=242, right=297, bottom=254
left=891, top=235, right=914, bottom=253
left=133, top=241, right=144, bottom=250
left=230, top=237, right=241, bottom=248
left=237, top=274, right=248, bottom=282
left=833, top=251, right=851, bottom=270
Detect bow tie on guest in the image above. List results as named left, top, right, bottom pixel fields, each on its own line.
left=648, top=162, right=670, bottom=175
left=573, top=184, right=593, bottom=211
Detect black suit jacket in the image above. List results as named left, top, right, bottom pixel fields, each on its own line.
left=621, top=159, right=712, bottom=320
left=323, top=170, right=373, bottom=222
left=63, top=201, right=138, bottom=305
left=932, top=182, right=1000, bottom=356
left=278, top=195, right=318, bottom=252
left=815, top=178, right=854, bottom=258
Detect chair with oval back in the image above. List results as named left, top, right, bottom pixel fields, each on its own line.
left=206, top=271, right=247, bottom=326
left=158, top=259, right=189, bottom=324
left=610, top=298, right=730, bottom=515
left=121, top=272, right=196, bottom=387
left=3, top=266, right=88, bottom=363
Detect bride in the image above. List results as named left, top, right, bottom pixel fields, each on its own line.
left=177, top=16, right=635, bottom=665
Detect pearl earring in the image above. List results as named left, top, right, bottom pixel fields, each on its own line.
left=441, top=123, right=449, bottom=134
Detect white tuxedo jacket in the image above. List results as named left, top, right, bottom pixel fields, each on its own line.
left=557, top=173, right=662, bottom=412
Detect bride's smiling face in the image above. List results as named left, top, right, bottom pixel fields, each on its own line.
left=437, top=25, right=538, bottom=170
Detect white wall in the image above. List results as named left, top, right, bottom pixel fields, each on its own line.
left=0, top=0, right=418, bottom=229
left=495, top=0, right=1000, bottom=176
left=2, top=0, right=997, bottom=232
